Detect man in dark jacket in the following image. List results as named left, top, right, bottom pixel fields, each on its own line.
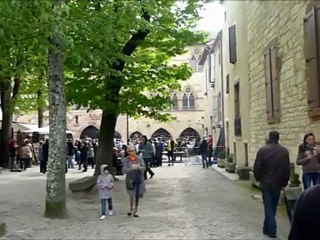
left=253, top=131, right=290, bottom=238
left=288, top=184, right=320, bottom=240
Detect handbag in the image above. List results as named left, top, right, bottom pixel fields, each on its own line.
left=126, top=179, right=134, bottom=190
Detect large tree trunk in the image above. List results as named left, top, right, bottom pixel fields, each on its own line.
left=0, top=75, right=19, bottom=168
left=44, top=0, right=67, bottom=219
left=0, top=90, right=13, bottom=168
left=93, top=112, right=117, bottom=176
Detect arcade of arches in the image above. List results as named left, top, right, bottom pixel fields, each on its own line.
left=80, top=125, right=122, bottom=140
left=79, top=125, right=201, bottom=143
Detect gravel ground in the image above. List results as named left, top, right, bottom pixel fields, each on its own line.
left=0, top=158, right=290, bottom=239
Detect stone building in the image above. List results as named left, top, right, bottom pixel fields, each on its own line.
left=219, top=0, right=320, bottom=174
left=221, top=1, right=250, bottom=167
left=115, top=45, right=209, bottom=142
left=14, top=46, right=210, bottom=143
left=199, top=33, right=223, bottom=147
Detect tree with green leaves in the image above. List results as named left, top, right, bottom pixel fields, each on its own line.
left=0, top=0, right=50, bottom=167
left=65, top=0, right=207, bottom=175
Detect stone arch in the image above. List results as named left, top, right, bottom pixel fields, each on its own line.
left=114, top=131, right=122, bottom=139
left=179, top=127, right=201, bottom=141
left=80, top=126, right=122, bottom=140
left=151, top=128, right=172, bottom=141
left=129, top=131, right=143, bottom=140
left=80, top=125, right=99, bottom=139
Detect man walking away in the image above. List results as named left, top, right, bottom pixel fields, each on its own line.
left=199, top=138, right=208, bottom=168
left=253, top=131, right=290, bottom=239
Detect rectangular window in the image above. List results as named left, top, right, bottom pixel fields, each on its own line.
left=264, top=39, right=280, bottom=124
left=234, top=82, right=241, bottom=136
left=211, top=53, right=215, bottom=83
left=226, top=74, right=230, bottom=94
left=229, top=24, right=237, bottom=64
left=217, top=92, right=222, bottom=122
left=75, top=115, right=79, bottom=124
left=304, top=6, right=320, bottom=117
left=234, top=83, right=240, bottom=118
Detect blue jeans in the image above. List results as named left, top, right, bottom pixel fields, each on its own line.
left=201, top=154, right=208, bottom=168
left=67, top=155, right=74, bottom=169
left=100, top=198, right=112, bottom=215
left=261, top=185, right=281, bottom=236
left=302, top=172, right=320, bottom=190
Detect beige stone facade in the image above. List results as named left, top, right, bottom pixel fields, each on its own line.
left=14, top=46, right=210, bottom=142
left=222, top=1, right=250, bottom=167
left=199, top=34, right=223, bottom=147
left=241, top=1, right=319, bottom=171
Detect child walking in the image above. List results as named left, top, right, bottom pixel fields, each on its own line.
left=97, top=164, right=114, bottom=220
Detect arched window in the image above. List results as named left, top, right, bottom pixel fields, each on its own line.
left=182, top=94, right=188, bottom=109
left=129, top=131, right=143, bottom=140
left=179, top=127, right=201, bottom=141
left=182, top=86, right=196, bottom=110
left=172, top=94, right=178, bottom=109
left=151, top=128, right=172, bottom=141
left=189, top=93, right=195, bottom=109
left=80, top=125, right=99, bottom=139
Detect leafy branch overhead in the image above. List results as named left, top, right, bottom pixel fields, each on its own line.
left=65, top=0, right=207, bottom=119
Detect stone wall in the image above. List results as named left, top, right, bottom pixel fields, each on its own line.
left=223, top=0, right=250, bottom=167
left=246, top=1, right=319, bottom=167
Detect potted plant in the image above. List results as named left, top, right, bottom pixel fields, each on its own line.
left=283, top=173, right=303, bottom=222
left=225, top=154, right=236, bottom=173
left=237, top=166, right=252, bottom=180
left=217, top=152, right=226, bottom=168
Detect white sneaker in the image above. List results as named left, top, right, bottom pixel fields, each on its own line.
left=100, top=215, right=106, bottom=220
left=109, top=211, right=113, bottom=216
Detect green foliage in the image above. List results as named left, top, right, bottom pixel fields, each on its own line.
left=0, top=0, right=51, bottom=113
left=65, top=0, right=207, bottom=120
left=227, top=154, right=234, bottom=163
left=218, top=151, right=226, bottom=159
left=0, top=0, right=208, bottom=119
left=289, top=173, right=301, bottom=187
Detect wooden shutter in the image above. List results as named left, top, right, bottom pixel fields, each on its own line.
left=264, top=49, right=274, bottom=123
left=304, top=7, right=320, bottom=111
left=229, top=25, right=237, bottom=64
left=270, top=45, right=280, bottom=119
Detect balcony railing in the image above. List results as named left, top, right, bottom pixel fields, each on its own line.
left=234, top=117, right=242, bottom=136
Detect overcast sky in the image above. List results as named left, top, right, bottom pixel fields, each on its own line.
left=196, top=2, right=225, bottom=33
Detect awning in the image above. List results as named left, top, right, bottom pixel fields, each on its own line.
left=23, top=126, right=73, bottom=135
left=0, top=121, right=38, bottom=132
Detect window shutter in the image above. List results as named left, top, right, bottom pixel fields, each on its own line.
left=229, top=25, right=237, bottom=64
left=264, top=49, right=274, bottom=123
left=270, top=45, right=280, bottom=119
left=304, top=7, right=320, bottom=109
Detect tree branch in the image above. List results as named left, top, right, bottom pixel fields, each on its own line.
left=113, top=10, right=151, bottom=72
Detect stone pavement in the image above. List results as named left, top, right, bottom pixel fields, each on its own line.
left=0, top=158, right=290, bottom=239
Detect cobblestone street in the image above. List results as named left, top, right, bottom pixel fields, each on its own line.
left=0, top=158, right=290, bottom=239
